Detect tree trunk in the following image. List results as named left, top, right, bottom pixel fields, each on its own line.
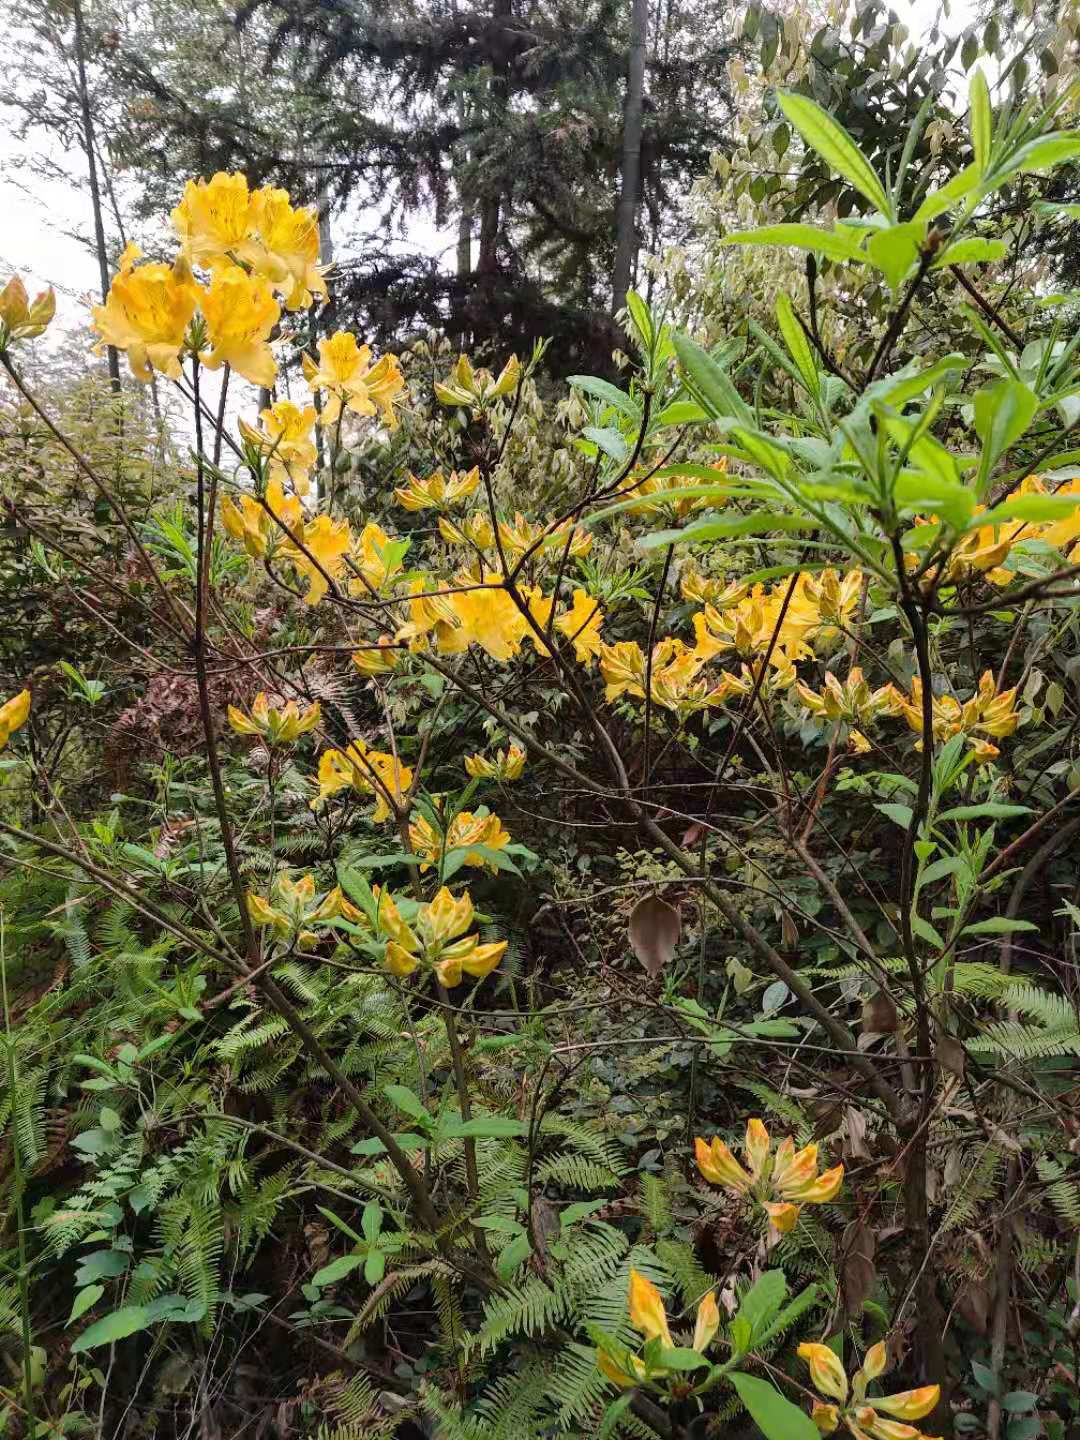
left=477, top=0, right=511, bottom=276
left=72, top=0, right=120, bottom=391
left=612, top=0, right=649, bottom=317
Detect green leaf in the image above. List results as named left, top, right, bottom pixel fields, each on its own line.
left=364, top=1249, right=387, bottom=1284
left=70, top=1306, right=154, bottom=1354
left=437, top=1116, right=529, bottom=1139
left=775, top=293, right=819, bottom=397
left=911, top=914, right=946, bottom=950
left=382, top=1084, right=434, bottom=1126
left=312, top=1254, right=364, bottom=1286
left=938, top=803, right=1031, bottom=822
left=975, top=493, right=1080, bottom=527
left=777, top=91, right=891, bottom=217
left=639, top=513, right=815, bottom=550
left=496, top=1232, right=533, bottom=1279
left=970, top=68, right=992, bottom=171
left=673, top=334, right=753, bottom=426
left=655, top=400, right=708, bottom=426
left=932, top=238, right=1007, bottom=270
left=974, top=381, right=1038, bottom=492
left=583, top=426, right=630, bottom=463
left=729, top=1371, right=820, bottom=1440
left=876, top=802, right=914, bottom=829
left=867, top=222, right=925, bottom=291
left=894, top=472, right=975, bottom=531
left=1006, top=131, right=1080, bottom=179
left=723, top=223, right=864, bottom=263
left=67, top=1285, right=104, bottom=1327
left=734, top=1271, right=786, bottom=1339
left=567, top=374, right=641, bottom=421
left=598, top=1394, right=636, bottom=1437
left=914, top=163, right=982, bottom=222
left=962, top=918, right=1039, bottom=938
left=655, top=1347, right=709, bottom=1372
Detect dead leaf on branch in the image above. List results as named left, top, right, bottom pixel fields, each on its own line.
left=628, top=893, right=681, bottom=978
left=841, top=1218, right=877, bottom=1321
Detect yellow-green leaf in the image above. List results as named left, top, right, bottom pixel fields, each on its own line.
left=970, top=67, right=992, bottom=171
left=778, top=91, right=891, bottom=217
left=775, top=293, right=819, bottom=397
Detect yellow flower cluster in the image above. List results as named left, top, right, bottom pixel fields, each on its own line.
left=90, top=171, right=405, bottom=412
left=434, top=353, right=520, bottom=409
left=798, top=1341, right=941, bottom=1440
left=409, top=810, right=511, bottom=872
left=696, top=1118, right=843, bottom=1233
left=303, top=332, right=405, bottom=429
left=313, top=740, right=413, bottom=823
left=894, top=670, right=1019, bottom=762
left=912, top=475, right=1080, bottom=586
left=375, top=885, right=507, bottom=987
left=0, top=689, right=31, bottom=750
left=464, top=744, right=526, bottom=781
left=596, top=1269, right=719, bottom=1389
left=239, top=400, right=318, bottom=495
left=228, top=692, right=320, bottom=745
left=220, top=477, right=352, bottom=605
left=395, top=467, right=481, bottom=511
left=172, top=171, right=327, bottom=311
left=247, top=872, right=361, bottom=949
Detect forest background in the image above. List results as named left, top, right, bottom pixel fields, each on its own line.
left=2, top=0, right=1080, bottom=1438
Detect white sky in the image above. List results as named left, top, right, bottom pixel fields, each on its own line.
left=0, top=0, right=972, bottom=350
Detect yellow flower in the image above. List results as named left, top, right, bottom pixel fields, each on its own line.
left=680, top=566, right=748, bottom=609
left=351, top=521, right=406, bottom=593
left=313, top=740, right=413, bottom=822
left=797, top=668, right=901, bottom=730
left=692, top=579, right=816, bottom=664
left=91, top=246, right=200, bottom=382
left=556, top=589, right=605, bottom=664
left=438, top=511, right=496, bottom=550
left=596, top=1349, right=647, bottom=1389
left=434, top=353, right=520, bottom=408
left=375, top=885, right=507, bottom=988
left=395, top=467, right=481, bottom=511
left=199, top=263, right=279, bottom=388
left=409, top=810, right=510, bottom=872
left=239, top=400, right=317, bottom=493
left=302, top=332, right=405, bottom=428
left=894, top=670, right=1018, bottom=758
left=599, top=640, right=648, bottom=702
left=247, top=186, right=327, bottom=311
left=220, top=477, right=303, bottom=562
left=464, top=744, right=526, bottom=781
left=595, top=1270, right=718, bottom=1391
left=496, top=512, right=592, bottom=565
left=798, top=1343, right=941, bottom=1440
left=228, top=692, right=320, bottom=744
left=441, top=577, right=528, bottom=662
left=287, top=514, right=353, bottom=605
left=695, top=1119, right=843, bottom=1231
left=0, top=689, right=31, bottom=750
left=629, top=459, right=726, bottom=521
left=801, top=568, right=863, bottom=642
left=628, top=1270, right=673, bottom=1348
left=692, top=1291, right=720, bottom=1353
left=246, top=871, right=349, bottom=941
left=799, top=1345, right=850, bottom=1403
left=0, top=275, right=55, bottom=344
left=352, top=637, right=401, bottom=677
left=394, top=581, right=464, bottom=652
left=813, top=1403, right=842, bottom=1435
left=172, top=172, right=256, bottom=269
